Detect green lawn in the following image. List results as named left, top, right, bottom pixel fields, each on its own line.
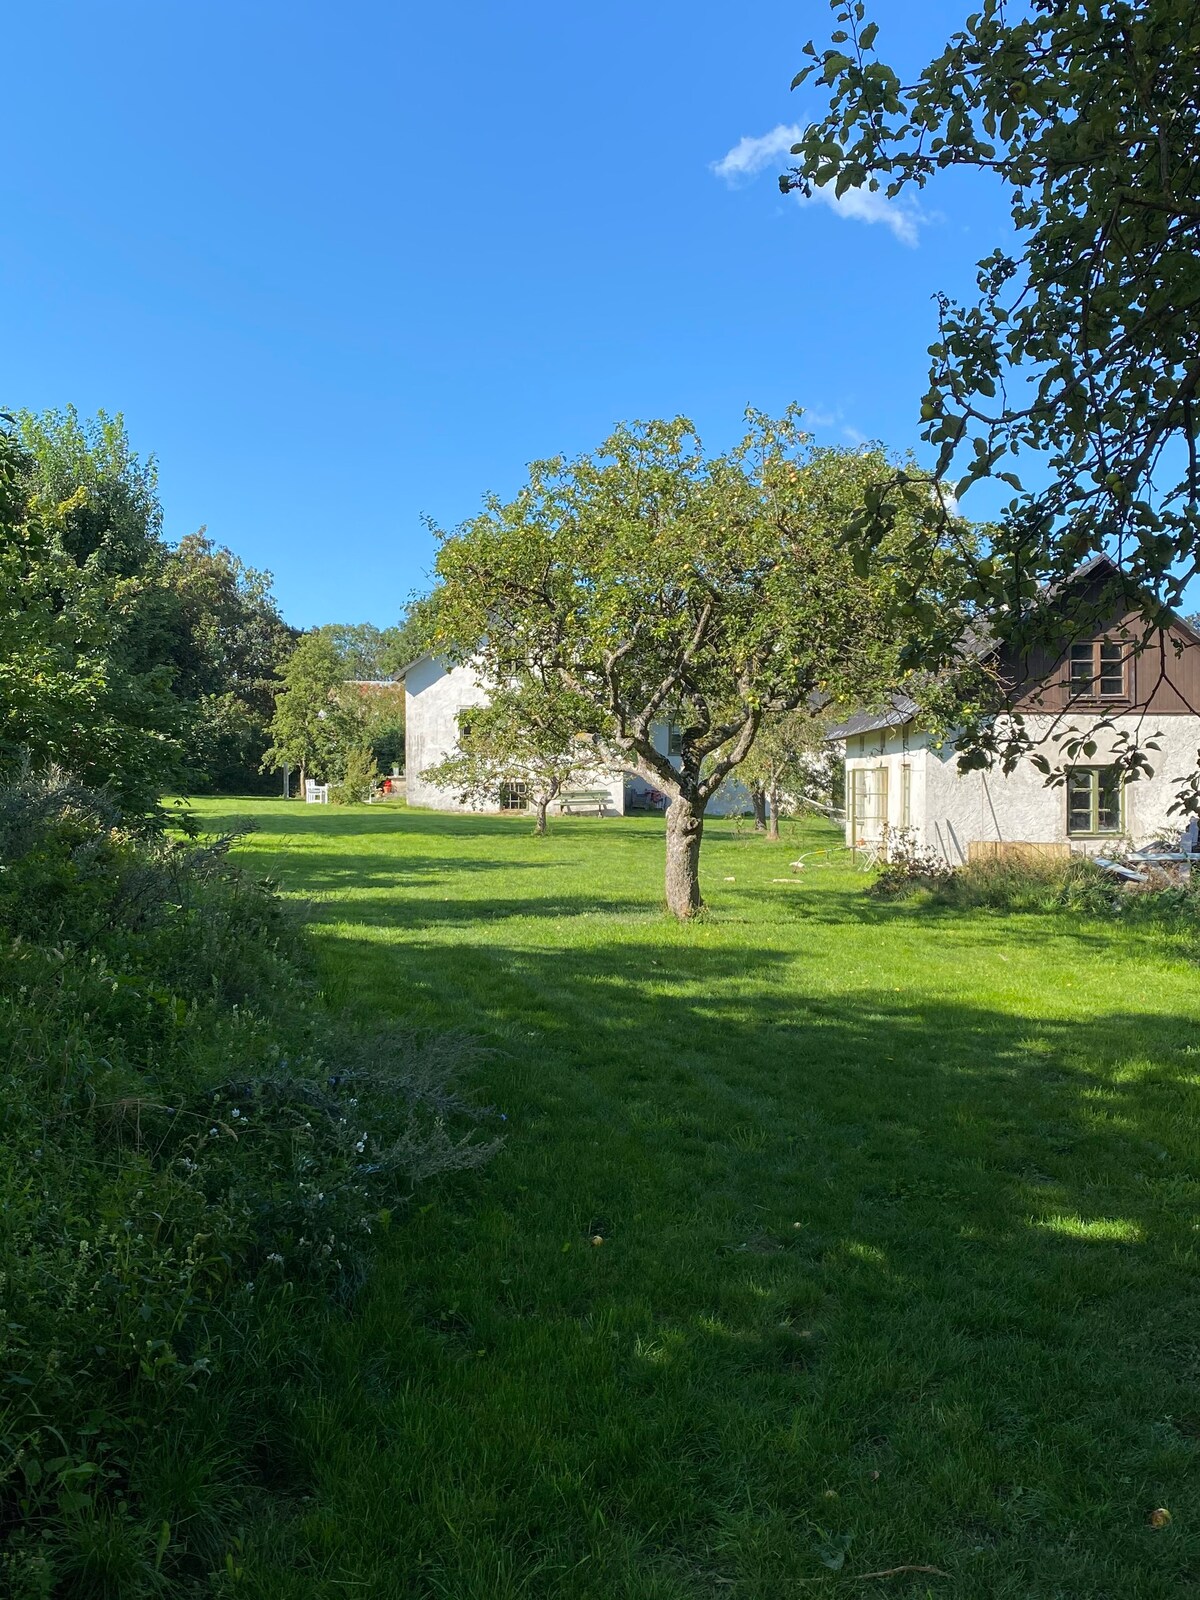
left=197, top=798, right=1199, bottom=1599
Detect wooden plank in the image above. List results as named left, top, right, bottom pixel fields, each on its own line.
left=967, top=840, right=1072, bottom=863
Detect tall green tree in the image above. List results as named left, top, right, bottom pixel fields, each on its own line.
left=0, top=414, right=183, bottom=813
left=263, top=631, right=362, bottom=795
left=17, top=405, right=162, bottom=579
left=161, top=533, right=295, bottom=791
left=782, top=0, right=1200, bottom=742
left=317, top=623, right=395, bottom=681
left=12, top=408, right=298, bottom=797
left=433, top=411, right=961, bottom=917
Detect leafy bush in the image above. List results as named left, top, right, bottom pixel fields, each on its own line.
left=331, top=744, right=380, bottom=805
left=0, top=772, right=499, bottom=1596
left=868, top=829, right=955, bottom=898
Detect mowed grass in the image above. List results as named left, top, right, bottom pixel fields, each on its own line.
left=195, top=798, right=1200, bottom=1598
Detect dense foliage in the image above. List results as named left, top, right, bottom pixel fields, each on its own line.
left=0, top=417, right=183, bottom=813
left=0, top=409, right=296, bottom=806
left=0, top=773, right=498, bottom=1596
left=783, top=0, right=1200, bottom=702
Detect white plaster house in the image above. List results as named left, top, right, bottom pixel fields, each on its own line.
left=402, top=653, right=751, bottom=816
left=828, top=557, right=1200, bottom=863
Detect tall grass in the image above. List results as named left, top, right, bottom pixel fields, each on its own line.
left=0, top=775, right=497, bottom=1597
left=874, top=846, right=1200, bottom=917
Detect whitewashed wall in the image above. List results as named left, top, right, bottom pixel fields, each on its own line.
left=404, top=656, right=626, bottom=815
left=841, top=713, right=1200, bottom=861
left=404, top=657, right=495, bottom=811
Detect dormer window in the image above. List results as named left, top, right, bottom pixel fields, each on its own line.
left=1068, top=641, right=1126, bottom=699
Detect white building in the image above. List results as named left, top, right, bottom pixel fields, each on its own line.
left=401, top=653, right=751, bottom=817
left=828, top=559, right=1200, bottom=862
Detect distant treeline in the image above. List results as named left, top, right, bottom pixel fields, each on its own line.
left=0, top=406, right=428, bottom=806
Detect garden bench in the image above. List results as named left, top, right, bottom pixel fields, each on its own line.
left=559, top=789, right=612, bottom=816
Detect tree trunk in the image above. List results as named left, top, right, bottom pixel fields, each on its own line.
left=751, top=786, right=767, bottom=832
left=665, top=794, right=705, bottom=919
left=767, top=788, right=781, bottom=841
left=298, top=763, right=306, bottom=800
left=534, top=796, right=549, bottom=836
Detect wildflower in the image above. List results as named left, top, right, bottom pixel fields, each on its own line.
left=266, top=1252, right=284, bottom=1266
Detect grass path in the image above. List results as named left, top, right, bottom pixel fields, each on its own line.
left=198, top=799, right=1200, bottom=1598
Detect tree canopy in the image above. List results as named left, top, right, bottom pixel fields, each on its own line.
left=0, top=415, right=183, bottom=813
left=432, top=410, right=964, bottom=916
left=0, top=409, right=302, bottom=804
left=263, top=631, right=362, bottom=792
left=783, top=0, right=1200, bottom=709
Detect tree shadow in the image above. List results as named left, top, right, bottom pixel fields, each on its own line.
left=301, top=925, right=1200, bottom=1591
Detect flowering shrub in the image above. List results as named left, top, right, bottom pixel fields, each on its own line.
left=0, top=773, right=498, bottom=1595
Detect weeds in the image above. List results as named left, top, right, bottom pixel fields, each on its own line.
left=0, top=772, right=498, bottom=1595
left=870, top=840, right=1200, bottom=918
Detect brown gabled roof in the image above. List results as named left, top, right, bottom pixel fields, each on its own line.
left=822, top=554, right=1164, bottom=743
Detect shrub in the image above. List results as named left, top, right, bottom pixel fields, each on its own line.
left=331, top=744, right=380, bottom=805
left=0, top=772, right=499, bottom=1595
left=868, top=830, right=955, bottom=899
left=936, top=853, right=1122, bottom=913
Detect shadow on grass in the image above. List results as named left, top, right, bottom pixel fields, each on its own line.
left=326, top=924, right=1199, bottom=1235
left=282, top=933, right=1200, bottom=1596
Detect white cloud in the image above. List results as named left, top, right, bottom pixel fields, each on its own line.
left=800, top=180, right=923, bottom=248
left=712, top=123, right=928, bottom=248
left=711, top=123, right=804, bottom=183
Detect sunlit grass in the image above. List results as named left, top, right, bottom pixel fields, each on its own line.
left=193, top=797, right=1200, bottom=1599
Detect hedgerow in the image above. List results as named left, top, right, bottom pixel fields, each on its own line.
left=0, top=773, right=499, bottom=1597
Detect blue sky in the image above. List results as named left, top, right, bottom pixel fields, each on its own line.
left=3, top=0, right=1013, bottom=629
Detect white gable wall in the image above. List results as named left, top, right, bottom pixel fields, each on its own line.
left=404, top=655, right=627, bottom=815
left=405, top=656, right=495, bottom=811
